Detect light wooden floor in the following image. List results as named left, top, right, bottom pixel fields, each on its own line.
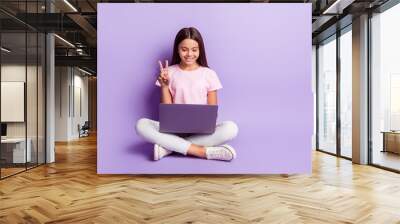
left=373, top=151, right=400, bottom=171
left=1, top=134, right=400, bottom=224
left=1, top=167, right=26, bottom=178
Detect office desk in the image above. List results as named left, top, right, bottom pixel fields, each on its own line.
left=1, top=138, right=32, bottom=164
left=381, top=131, right=400, bottom=154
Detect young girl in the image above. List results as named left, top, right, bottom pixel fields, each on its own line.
left=135, top=27, right=239, bottom=161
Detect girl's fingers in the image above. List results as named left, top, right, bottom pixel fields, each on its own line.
left=158, top=60, right=169, bottom=82
left=160, top=72, right=167, bottom=79
left=158, top=76, right=168, bottom=84
left=160, top=73, right=168, bottom=81
left=163, top=67, right=169, bottom=78
left=158, top=60, right=164, bottom=71
left=162, top=69, right=169, bottom=78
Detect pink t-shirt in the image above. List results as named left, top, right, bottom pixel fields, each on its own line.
left=155, top=64, right=223, bottom=104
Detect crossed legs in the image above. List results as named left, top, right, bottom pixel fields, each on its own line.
left=135, top=118, right=239, bottom=159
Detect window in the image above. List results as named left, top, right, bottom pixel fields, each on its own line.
left=371, top=2, right=400, bottom=171
left=339, top=27, right=352, bottom=158
left=317, top=36, right=337, bottom=154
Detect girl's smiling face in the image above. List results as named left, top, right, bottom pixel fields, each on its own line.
left=178, top=38, right=200, bottom=66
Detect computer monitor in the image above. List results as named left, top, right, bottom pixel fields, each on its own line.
left=1, top=123, right=7, bottom=137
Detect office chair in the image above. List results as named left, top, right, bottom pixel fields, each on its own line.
left=79, top=121, right=90, bottom=138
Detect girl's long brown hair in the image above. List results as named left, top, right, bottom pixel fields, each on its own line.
left=171, top=27, right=208, bottom=67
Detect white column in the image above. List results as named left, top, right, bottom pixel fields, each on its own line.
left=46, top=33, right=55, bottom=163
left=352, top=14, right=369, bottom=164
left=45, top=0, right=55, bottom=163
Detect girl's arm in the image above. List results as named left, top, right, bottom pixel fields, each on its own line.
left=161, top=86, right=173, bottom=104
left=207, top=90, right=218, bottom=105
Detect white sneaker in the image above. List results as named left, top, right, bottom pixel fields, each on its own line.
left=154, top=144, right=173, bottom=161
left=205, top=144, right=236, bottom=161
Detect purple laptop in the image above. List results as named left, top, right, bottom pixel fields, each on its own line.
left=159, top=103, right=218, bottom=134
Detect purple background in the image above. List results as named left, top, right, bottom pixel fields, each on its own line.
left=97, top=3, right=312, bottom=174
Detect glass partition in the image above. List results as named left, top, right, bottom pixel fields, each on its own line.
left=1, top=31, right=28, bottom=178
left=317, top=35, right=337, bottom=154
left=0, top=1, right=46, bottom=179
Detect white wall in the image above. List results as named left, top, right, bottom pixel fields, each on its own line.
left=55, top=67, right=89, bottom=141
left=55, top=66, right=70, bottom=141
left=1, top=65, right=42, bottom=137
left=71, top=72, right=89, bottom=138
left=1, top=65, right=26, bottom=132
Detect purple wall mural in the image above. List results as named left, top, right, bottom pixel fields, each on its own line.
left=97, top=3, right=313, bottom=174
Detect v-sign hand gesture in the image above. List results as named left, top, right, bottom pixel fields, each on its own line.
left=158, top=60, right=170, bottom=87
